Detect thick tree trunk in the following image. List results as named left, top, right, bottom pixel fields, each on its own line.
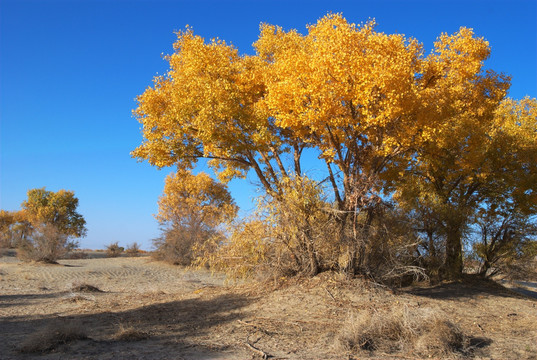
left=478, top=258, right=492, bottom=277
left=444, top=226, right=463, bottom=280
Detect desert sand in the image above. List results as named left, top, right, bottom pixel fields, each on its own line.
left=1, top=253, right=536, bottom=359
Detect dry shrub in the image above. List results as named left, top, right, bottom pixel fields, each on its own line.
left=125, top=242, right=141, bottom=257
left=197, top=176, right=341, bottom=280
left=63, top=293, right=95, bottom=302
left=113, top=323, right=150, bottom=341
left=262, top=176, right=340, bottom=276
left=17, top=223, right=78, bottom=263
left=153, top=225, right=216, bottom=265
left=194, top=219, right=271, bottom=280
left=106, top=242, right=124, bottom=257
left=70, top=283, right=103, bottom=293
left=19, top=322, right=87, bottom=353
left=492, top=256, right=537, bottom=282
left=192, top=176, right=428, bottom=285
left=338, top=306, right=469, bottom=357
left=342, top=206, right=428, bottom=285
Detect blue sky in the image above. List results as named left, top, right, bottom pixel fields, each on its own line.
left=1, top=0, right=536, bottom=250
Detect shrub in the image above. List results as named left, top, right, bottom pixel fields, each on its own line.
left=194, top=218, right=271, bottom=280
left=113, top=323, right=150, bottom=341
left=70, top=283, right=103, bottom=293
left=19, top=322, right=87, bottom=353
left=17, top=223, right=78, bottom=263
left=196, top=176, right=426, bottom=284
left=106, top=242, right=124, bottom=257
left=153, top=225, right=216, bottom=265
left=194, top=176, right=339, bottom=279
left=337, top=306, right=469, bottom=357
left=125, top=242, right=141, bottom=257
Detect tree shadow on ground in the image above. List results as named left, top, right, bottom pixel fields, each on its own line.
left=0, top=292, right=65, bottom=309
left=403, top=275, right=536, bottom=301
left=1, top=292, right=253, bottom=359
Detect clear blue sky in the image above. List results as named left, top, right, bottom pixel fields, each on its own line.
left=1, top=0, right=536, bottom=250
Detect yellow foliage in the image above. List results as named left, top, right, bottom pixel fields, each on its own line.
left=22, top=188, right=86, bottom=238
left=157, top=169, right=237, bottom=228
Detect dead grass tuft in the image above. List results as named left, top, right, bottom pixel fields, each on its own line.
left=70, top=283, right=103, bottom=293
left=63, top=293, right=96, bottom=302
left=112, top=323, right=150, bottom=341
left=19, top=322, right=88, bottom=353
left=337, top=306, right=474, bottom=357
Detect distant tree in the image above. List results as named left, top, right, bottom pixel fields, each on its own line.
left=0, top=210, right=17, bottom=248
left=2, top=188, right=87, bottom=262
left=0, top=210, right=33, bottom=249
left=22, top=188, right=87, bottom=238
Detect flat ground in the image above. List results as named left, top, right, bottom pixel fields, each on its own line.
left=1, top=253, right=536, bottom=359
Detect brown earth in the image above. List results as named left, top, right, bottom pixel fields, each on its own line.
left=1, top=253, right=536, bottom=359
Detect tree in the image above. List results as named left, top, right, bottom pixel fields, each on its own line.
left=153, top=169, right=237, bottom=265
left=133, top=13, right=520, bottom=278
left=22, top=188, right=87, bottom=238
left=1, top=188, right=86, bottom=262
left=0, top=210, right=33, bottom=248
left=394, top=98, right=536, bottom=279
left=470, top=98, right=537, bottom=276
left=0, top=210, right=17, bottom=247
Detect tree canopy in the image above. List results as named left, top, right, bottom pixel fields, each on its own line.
left=133, top=13, right=536, bottom=279
left=22, top=188, right=87, bottom=238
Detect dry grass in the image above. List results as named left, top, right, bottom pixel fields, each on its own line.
left=18, top=322, right=88, bottom=353
left=337, top=305, right=474, bottom=358
left=62, top=293, right=96, bottom=302
left=112, top=323, right=151, bottom=341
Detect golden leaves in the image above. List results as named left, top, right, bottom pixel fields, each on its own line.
left=157, top=169, right=237, bottom=229
left=132, top=13, right=522, bottom=211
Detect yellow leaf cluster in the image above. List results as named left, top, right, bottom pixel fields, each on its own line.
left=156, top=169, right=238, bottom=229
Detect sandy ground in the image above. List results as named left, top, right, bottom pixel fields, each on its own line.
left=1, top=254, right=537, bottom=359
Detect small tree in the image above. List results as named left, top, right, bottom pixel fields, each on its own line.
left=22, top=188, right=87, bottom=237
left=153, top=169, right=237, bottom=265
left=7, top=188, right=86, bottom=263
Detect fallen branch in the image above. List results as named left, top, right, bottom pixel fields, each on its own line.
left=324, top=287, right=336, bottom=302
left=244, top=341, right=271, bottom=359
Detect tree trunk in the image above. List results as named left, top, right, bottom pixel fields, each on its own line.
left=357, top=207, right=375, bottom=274
left=444, top=226, right=463, bottom=280
left=304, top=228, right=319, bottom=276
left=478, top=258, right=491, bottom=277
